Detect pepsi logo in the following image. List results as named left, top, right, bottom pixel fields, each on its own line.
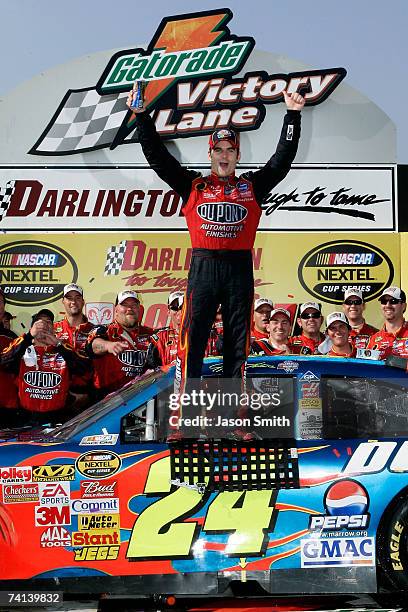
left=324, top=479, right=368, bottom=517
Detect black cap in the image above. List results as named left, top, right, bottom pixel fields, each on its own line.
left=31, top=308, right=54, bottom=326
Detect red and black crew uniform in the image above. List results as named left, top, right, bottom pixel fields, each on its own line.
left=146, top=327, right=178, bottom=369
left=250, top=338, right=289, bottom=356
left=135, top=109, right=301, bottom=390
left=289, top=333, right=325, bottom=355
left=86, top=321, right=153, bottom=398
left=349, top=322, right=378, bottom=350
left=366, top=321, right=408, bottom=359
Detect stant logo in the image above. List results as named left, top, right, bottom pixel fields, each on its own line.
left=298, top=240, right=393, bottom=304
left=197, top=202, right=247, bottom=224
left=0, top=240, right=78, bottom=306
left=23, top=371, right=62, bottom=389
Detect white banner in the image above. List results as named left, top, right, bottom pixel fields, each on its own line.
left=0, top=165, right=395, bottom=231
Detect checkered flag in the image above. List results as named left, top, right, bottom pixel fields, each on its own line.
left=29, top=88, right=138, bottom=155
left=0, top=180, right=16, bottom=222
left=104, top=240, right=127, bottom=276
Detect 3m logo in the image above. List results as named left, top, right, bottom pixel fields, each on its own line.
left=35, top=505, right=71, bottom=526
left=33, top=465, right=75, bottom=481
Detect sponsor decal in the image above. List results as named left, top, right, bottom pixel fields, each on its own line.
left=309, top=480, right=370, bottom=532
left=344, top=441, right=408, bottom=474
left=80, top=480, right=117, bottom=499
left=23, top=371, right=62, bottom=389
left=30, top=9, right=345, bottom=156
left=298, top=240, right=394, bottom=304
left=0, top=466, right=32, bottom=483
left=71, top=498, right=120, bottom=515
left=35, top=504, right=71, bottom=526
left=277, top=360, right=299, bottom=373
left=33, top=464, right=75, bottom=481
left=197, top=202, right=247, bottom=224
left=39, top=482, right=70, bottom=506
left=389, top=520, right=404, bottom=571
left=0, top=240, right=78, bottom=306
left=301, top=382, right=320, bottom=398
left=40, top=526, right=71, bottom=548
left=78, top=513, right=120, bottom=531
left=76, top=451, right=122, bottom=479
left=300, top=370, right=319, bottom=381
left=299, top=398, right=321, bottom=409
left=73, top=545, right=120, bottom=561
left=72, top=530, right=120, bottom=546
left=85, top=302, right=114, bottom=326
left=79, top=434, right=119, bottom=446
left=300, top=537, right=375, bottom=567
left=2, top=483, right=39, bottom=503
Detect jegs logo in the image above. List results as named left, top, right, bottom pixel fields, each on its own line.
left=30, top=9, right=346, bottom=156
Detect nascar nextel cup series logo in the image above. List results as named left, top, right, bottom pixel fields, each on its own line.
left=0, top=240, right=78, bottom=306
left=298, top=240, right=394, bottom=304
left=30, top=9, right=346, bottom=156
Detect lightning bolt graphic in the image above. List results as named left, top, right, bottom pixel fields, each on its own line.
left=110, top=11, right=230, bottom=150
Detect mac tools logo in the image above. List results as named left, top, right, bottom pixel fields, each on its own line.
left=30, top=9, right=346, bottom=156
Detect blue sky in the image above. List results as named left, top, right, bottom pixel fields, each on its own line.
left=1, top=0, right=407, bottom=159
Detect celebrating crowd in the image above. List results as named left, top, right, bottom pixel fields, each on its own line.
left=0, top=282, right=407, bottom=428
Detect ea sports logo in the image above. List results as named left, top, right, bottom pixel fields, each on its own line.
left=324, top=479, right=368, bottom=517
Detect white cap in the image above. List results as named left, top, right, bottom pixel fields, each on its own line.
left=116, top=290, right=140, bottom=305
left=168, top=291, right=184, bottom=307
left=327, top=311, right=350, bottom=328
left=269, top=307, right=291, bottom=320
left=379, top=286, right=406, bottom=301
left=344, top=288, right=363, bottom=301
left=254, top=298, right=273, bottom=311
left=300, top=301, right=321, bottom=315
left=63, top=283, right=83, bottom=297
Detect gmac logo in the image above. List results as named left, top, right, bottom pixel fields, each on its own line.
left=30, top=9, right=346, bottom=156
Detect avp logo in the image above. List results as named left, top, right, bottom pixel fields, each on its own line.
left=30, top=9, right=346, bottom=156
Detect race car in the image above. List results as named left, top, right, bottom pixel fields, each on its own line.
left=0, top=355, right=408, bottom=604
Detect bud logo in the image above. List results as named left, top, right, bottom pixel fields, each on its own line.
left=23, top=371, right=62, bottom=389
left=30, top=9, right=346, bottom=156
left=298, top=240, right=393, bottom=304
left=80, top=480, right=117, bottom=498
left=40, top=526, right=71, bottom=548
left=197, top=202, right=247, bottom=224
left=0, top=240, right=78, bottom=306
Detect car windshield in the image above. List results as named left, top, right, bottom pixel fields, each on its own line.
left=48, top=370, right=168, bottom=441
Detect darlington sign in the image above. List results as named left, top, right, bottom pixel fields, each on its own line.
left=30, top=8, right=346, bottom=156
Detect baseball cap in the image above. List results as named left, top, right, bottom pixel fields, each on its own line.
left=209, top=128, right=239, bottom=150
left=31, top=308, right=55, bottom=325
left=168, top=291, right=184, bottom=308
left=344, top=288, right=363, bottom=301
left=269, top=307, right=291, bottom=320
left=379, top=286, right=407, bottom=302
left=326, top=311, right=350, bottom=328
left=3, top=311, right=15, bottom=321
left=299, top=301, right=321, bottom=315
left=116, top=290, right=140, bottom=305
left=63, top=283, right=83, bottom=297
left=254, top=298, right=273, bottom=311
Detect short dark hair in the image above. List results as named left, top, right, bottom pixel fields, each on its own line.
left=31, top=308, right=54, bottom=326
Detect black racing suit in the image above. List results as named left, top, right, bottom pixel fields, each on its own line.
left=135, top=111, right=301, bottom=393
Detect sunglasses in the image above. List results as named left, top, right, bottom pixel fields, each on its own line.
left=379, top=297, right=402, bottom=305
left=344, top=299, right=363, bottom=306
left=170, top=305, right=183, bottom=311
left=300, top=312, right=321, bottom=319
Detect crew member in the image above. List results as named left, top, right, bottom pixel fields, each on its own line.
left=252, top=298, right=273, bottom=341
left=54, top=283, right=94, bottom=410
left=146, top=291, right=184, bottom=368
left=0, top=289, right=19, bottom=425
left=206, top=304, right=224, bottom=356
left=127, top=89, right=305, bottom=392
left=251, top=308, right=292, bottom=355
left=366, top=286, right=408, bottom=359
left=324, top=312, right=356, bottom=357
left=291, top=302, right=325, bottom=354
left=342, top=288, right=378, bottom=349
left=86, top=290, right=153, bottom=398
left=1, top=309, right=87, bottom=425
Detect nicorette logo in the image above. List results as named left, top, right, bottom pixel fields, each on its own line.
left=0, top=240, right=78, bottom=306
left=197, top=202, right=247, bottom=224
left=30, top=9, right=346, bottom=156
left=23, top=371, right=62, bottom=389
left=298, top=240, right=394, bottom=304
